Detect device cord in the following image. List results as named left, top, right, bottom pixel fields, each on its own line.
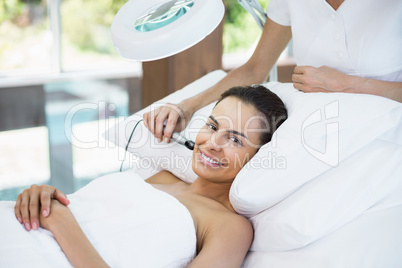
left=120, top=119, right=143, bottom=172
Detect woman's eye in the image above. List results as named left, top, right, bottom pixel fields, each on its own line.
left=206, top=123, right=217, bottom=131
left=229, top=136, right=242, bottom=146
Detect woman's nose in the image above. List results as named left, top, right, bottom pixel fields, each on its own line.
left=207, top=132, right=226, bottom=150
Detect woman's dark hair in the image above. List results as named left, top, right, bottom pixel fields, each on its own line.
left=216, top=85, right=287, bottom=146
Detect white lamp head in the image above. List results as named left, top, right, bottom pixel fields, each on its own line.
left=111, top=0, right=225, bottom=62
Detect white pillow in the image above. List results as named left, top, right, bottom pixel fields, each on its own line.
left=230, top=82, right=402, bottom=215
left=104, top=70, right=402, bottom=251
left=103, top=71, right=225, bottom=182
left=230, top=82, right=402, bottom=251
left=248, top=137, right=402, bottom=251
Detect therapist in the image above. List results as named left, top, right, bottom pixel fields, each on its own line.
left=144, top=0, right=402, bottom=143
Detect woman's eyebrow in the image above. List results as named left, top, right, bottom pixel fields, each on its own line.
left=228, top=130, right=248, bottom=140
left=209, top=115, right=219, bottom=126
left=209, top=115, right=248, bottom=140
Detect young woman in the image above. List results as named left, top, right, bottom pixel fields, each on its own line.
left=11, top=85, right=287, bottom=267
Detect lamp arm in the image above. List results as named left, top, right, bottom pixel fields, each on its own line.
left=237, top=0, right=267, bottom=30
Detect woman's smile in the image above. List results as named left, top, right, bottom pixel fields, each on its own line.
left=199, top=151, right=223, bottom=167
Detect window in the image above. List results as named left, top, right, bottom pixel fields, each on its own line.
left=60, top=0, right=138, bottom=72
left=0, top=78, right=132, bottom=201
left=0, top=0, right=141, bottom=77
left=0, top=0, right=140, bottom=200
left=0, top=0, right=52, bottom=74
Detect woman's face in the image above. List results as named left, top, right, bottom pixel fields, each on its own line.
left=192, top=96, right=263, bottom=183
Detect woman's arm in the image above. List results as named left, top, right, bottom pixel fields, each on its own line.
left=188, top=214, right=254, bottom=268
left=292, top=66, right=402, bottom=102
left=143, top=18, right=292, bottom=143
left=41, top=200, right=109, bottom=268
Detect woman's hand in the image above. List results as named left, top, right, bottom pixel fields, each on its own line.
left=14, top=184, right=70, bottom=231
left=143, top=101, right=194, bottom=143
left=292, top=65, right=347, bottom=93
left=39, top=199, right=71, bottom=231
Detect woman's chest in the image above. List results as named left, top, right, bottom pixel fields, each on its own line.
left=151, top=184, right=227, bottom=236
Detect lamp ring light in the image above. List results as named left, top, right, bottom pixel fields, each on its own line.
left=111, top=0, right=225, bottom=62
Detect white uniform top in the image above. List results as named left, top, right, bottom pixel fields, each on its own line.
left=267, top=0, right=402, bottom=82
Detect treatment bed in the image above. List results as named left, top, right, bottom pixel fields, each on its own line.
left=1, top=70, right=401, bottom=267
left=106, top=70, right=402, bottom=267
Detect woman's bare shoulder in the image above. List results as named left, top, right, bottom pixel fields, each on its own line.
left=197, top=205, right=253, bottom=242
left=212, top=210, right=252, bottom=234
left=144, top=170, right=182, bottom=184
left=191, top=210, right=253, bottom=267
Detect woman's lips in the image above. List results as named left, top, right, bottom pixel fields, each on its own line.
left=199, top=151, right=222, bottom=167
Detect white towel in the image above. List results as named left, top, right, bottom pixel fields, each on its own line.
left=0, top=171, right=196, bottom=267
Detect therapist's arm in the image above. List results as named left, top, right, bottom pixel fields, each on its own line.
left=143, top=18, right=292, bottom=142
left=292, top=66, right=402, bottom=102
left=41, top=200, right=109, bottom=268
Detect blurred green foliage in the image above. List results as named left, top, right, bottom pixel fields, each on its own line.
left=0, top=0, right=21, bottom=23
left=61, top=0, right=126, bottom=54
left=1, top=0, right=269, bottom=56
left=0, top=0, right=41, bottom=24
left=61, top=0, right=269, bottom=55
left=223, top=0, right=268, bottom=54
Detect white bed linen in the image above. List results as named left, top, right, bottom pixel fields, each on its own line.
left=0, top=171, right=196, bottom=268
left=104, top=70, right=402, bottom=267
left=233, top=82, right=402, bottom=251
left=242, top=205, right=402, bottom=268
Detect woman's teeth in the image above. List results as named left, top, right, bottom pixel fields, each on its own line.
left=201, top=153, right=221, bottom=165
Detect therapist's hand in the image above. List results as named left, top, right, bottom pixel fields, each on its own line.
left=143, top=101, right=193, bottom=143
left=292, top=65, right=347, bottom=93
left=14, top=185, right=70, bottom=231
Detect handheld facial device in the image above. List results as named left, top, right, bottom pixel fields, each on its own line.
left=163, top=125, right=195, bottom=150
left=120, top=120, right=195, bottom=172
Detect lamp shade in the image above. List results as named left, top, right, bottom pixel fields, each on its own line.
left=111, top=0, right=225, bottom=62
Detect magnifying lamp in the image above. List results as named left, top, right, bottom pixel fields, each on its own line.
left=111, top=0, right=277, bottom=80
left=111, top=0, right=225, bottom=62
